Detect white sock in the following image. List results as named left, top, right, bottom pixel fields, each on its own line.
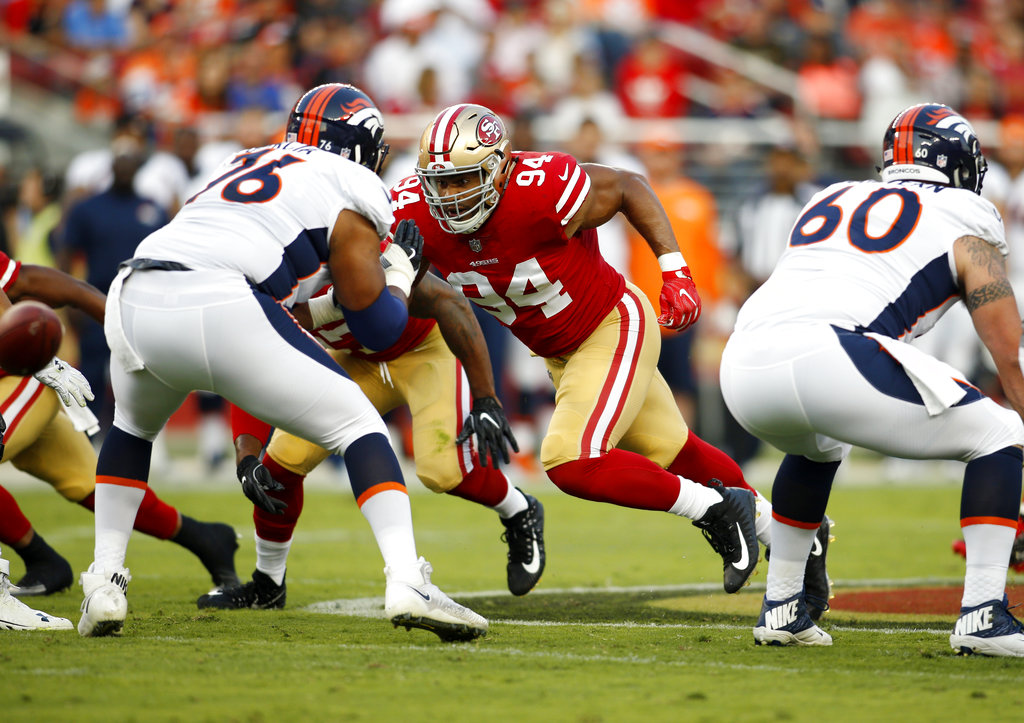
left=765, top=519, right=817, bottom=601
left=668, top=476, right=723, bottom=520
left=359, top=488, right=419, bottom=582
left=93, top=483, right=146, bottom=572
left=962, top=523, right=1014, bottom=607
left=754, top=493, right=773, bottom=548
left=494, top=483, right=529, bottom=519
left=255, top=536, right=292, bottom=586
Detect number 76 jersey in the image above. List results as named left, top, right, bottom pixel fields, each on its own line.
left=734, top=179, right=1008, bottom=341
left=391, top=151, right=625, bottom=358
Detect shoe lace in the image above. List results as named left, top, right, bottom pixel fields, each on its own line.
left=501, top=507, right=537, bottom=564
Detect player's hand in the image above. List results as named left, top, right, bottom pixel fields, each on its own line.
left=34, top=357, right=95, bottom=407
left=391, top=218, right=424, bottom=274
left=456, top=396, right=519, bottom=467
left=658, top=266, right=702, bottom=331
left=236, top=455, right=287, bottom=515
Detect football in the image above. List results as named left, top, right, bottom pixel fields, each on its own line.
left=0, top=300, right=63, bottom=376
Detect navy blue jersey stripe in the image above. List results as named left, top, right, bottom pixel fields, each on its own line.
left=861, top=254, right=958, bottom=338
left=833, top=326, right=981, bottom=408
left=255, top=227, right=330, bottom=301
left=251, top=286, right=350, bottom=377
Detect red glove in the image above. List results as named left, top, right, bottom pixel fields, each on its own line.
left=657, top=265, right=702, bottom=331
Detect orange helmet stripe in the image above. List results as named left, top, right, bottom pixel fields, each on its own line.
left=298, top=85, right=338, bottom=147
left=894, top=104, right=925, bottom=165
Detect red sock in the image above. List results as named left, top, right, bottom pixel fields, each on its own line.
left=254, top=455, right=305, bottom=543
left=447, top=466, right=511, bottom=508
left=0, top=484, right=32, bottom=545
left=667, top=430, right=756, bottom=493
left=547, top=449, right=680, bottom=511
left=79, top=488, right=181, bottom=540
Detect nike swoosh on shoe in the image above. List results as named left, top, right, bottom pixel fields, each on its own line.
left=522, top=540, right=542, bottom=574
left=730, top=522, right=750, bottom=570
left=407, top=585, right=431, bottom=602
left=810, top=536, right=822, bottom=556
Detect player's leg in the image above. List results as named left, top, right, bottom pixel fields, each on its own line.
left=12, top=409, right=239, bottom=590
left=540, top=285, right=758, bottom=592
left=0, top=483, right=73, bottom=596
left=392, top=330, right=543, bottom=595
left=620, top=369, right=775, bottom=547
left=198, top=285, right=485, bottom=640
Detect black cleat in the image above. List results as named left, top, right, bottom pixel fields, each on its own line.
left=501, top=491, right=545, bottom=595
left=176, top=518, right=241, bottom=589
left=804, top=516, right=834, bottom=621
left=12, top=555, right=73, bottom=597
left=692, top=481, right=759, bottom=593
left=197, top=570, right=286, bottom=610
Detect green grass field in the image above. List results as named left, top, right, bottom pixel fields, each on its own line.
left=5, top=459, right=1024, bottom=722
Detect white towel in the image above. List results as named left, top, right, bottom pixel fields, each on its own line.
left=105, top=265, right=145, bottom=373
left=865, top=332, right=967, bottom=416
left=63, top=402, right=100, bottom=436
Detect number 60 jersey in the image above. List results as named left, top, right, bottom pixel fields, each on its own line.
left=735, top=179, right=1007, bottom=341
left=391, top=151, right=625, bottom=358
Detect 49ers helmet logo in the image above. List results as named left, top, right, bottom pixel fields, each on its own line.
left=476, top=115, right=504, bottom=146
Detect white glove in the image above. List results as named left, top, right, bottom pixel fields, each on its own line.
left=34, top=357, right=94, bottom=408
left=307, top=286, right=346, bottom=329
left=381, top=242, right=416, bottom=297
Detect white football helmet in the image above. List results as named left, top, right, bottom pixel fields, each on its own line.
left=415, top=104, right=513, bottom=235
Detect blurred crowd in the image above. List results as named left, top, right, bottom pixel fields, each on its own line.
left=5, top=0, right=1024, bottom=476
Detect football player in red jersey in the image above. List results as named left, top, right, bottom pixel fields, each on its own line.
left=397, top=104, right=830, bottom=599
left=199, top=267, right=542, bottom=611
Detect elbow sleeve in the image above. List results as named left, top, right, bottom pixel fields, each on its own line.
left=341, top=288, right=408, bottom=351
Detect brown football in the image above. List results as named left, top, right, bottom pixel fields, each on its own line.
left=0, top=300, right=63, bottom=376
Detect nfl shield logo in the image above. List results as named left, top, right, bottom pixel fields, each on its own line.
left=469, top=239, right=482, bottom=252
left=937, top=154, right=948, bottom=168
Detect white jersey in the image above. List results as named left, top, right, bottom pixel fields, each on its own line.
left=735, top=179, right=1006, bottom=342
left=134, top=142, right=394, bottom=307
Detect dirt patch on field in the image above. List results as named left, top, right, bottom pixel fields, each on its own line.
left=831, top=585, right=1024, bottom=614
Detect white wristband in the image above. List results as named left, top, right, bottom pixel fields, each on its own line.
left=308, top=290, right=346, bottom=329
left=381, top=243, right=415, bottom=297
left=657, top=251, right=687, bottom=273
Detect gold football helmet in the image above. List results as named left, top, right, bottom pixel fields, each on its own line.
left=415, top=104, right=513, bottom=234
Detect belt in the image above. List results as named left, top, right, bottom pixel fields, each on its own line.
left=120, top=258, right=192, bottom=272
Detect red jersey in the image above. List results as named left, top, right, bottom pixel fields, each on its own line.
left=308, top=285, right=435, bottom=362
left=392, top=151, right=625, bottom=358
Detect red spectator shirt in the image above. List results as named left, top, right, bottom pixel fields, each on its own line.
left=392, top=151, right=625, bottom=358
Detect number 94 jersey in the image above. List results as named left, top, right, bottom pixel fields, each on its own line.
left=392, top=151, right=625, bottom=358
left=735, top=179, right=1007, bottom=341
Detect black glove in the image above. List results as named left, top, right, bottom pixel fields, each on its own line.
left=392, top=218, right=424, bottom=274
left=0, top=412, right=7, bottom=463
left=455, top=397, right=519, bottom=468
left=236, top=455, right=287, bottom=515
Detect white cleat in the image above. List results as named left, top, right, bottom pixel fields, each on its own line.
left=384, top=557, right=488, bottom=642
left=0, top=559, right=72, bottom=631
left=950, top=597, right=1024, bottom=657
left=753, top=593, right=832, bottom=647
left=78, top=565, right=131, bottom=637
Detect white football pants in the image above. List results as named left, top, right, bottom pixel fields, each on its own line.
left=108, top=268, right=388, bottom=453
left=721, top=323, right=1024, bottom=463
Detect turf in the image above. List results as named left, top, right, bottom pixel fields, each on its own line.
left=4, top=462, right=1023, bottom=722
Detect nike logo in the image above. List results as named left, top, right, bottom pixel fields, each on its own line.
left=522, top=540, right=542, bottom=574
left=810, top=536, right=822, bottom=557
left=407, top=585, right=431, bottom=602
left=559, top=166, right=569, bottom=181
left=730, top=522, right=750, bottom=570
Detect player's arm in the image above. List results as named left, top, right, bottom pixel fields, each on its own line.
left=410, top=273, right=519, bottom=467
left=566, top=163, right=701, bottom=331
left=326, top=210, right=411, bottom=351
left=410, top=273, right=496, bottom=400
left=955, top=235, right=1024, bottom=419
left=8, top=264, right=106, bottom=324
